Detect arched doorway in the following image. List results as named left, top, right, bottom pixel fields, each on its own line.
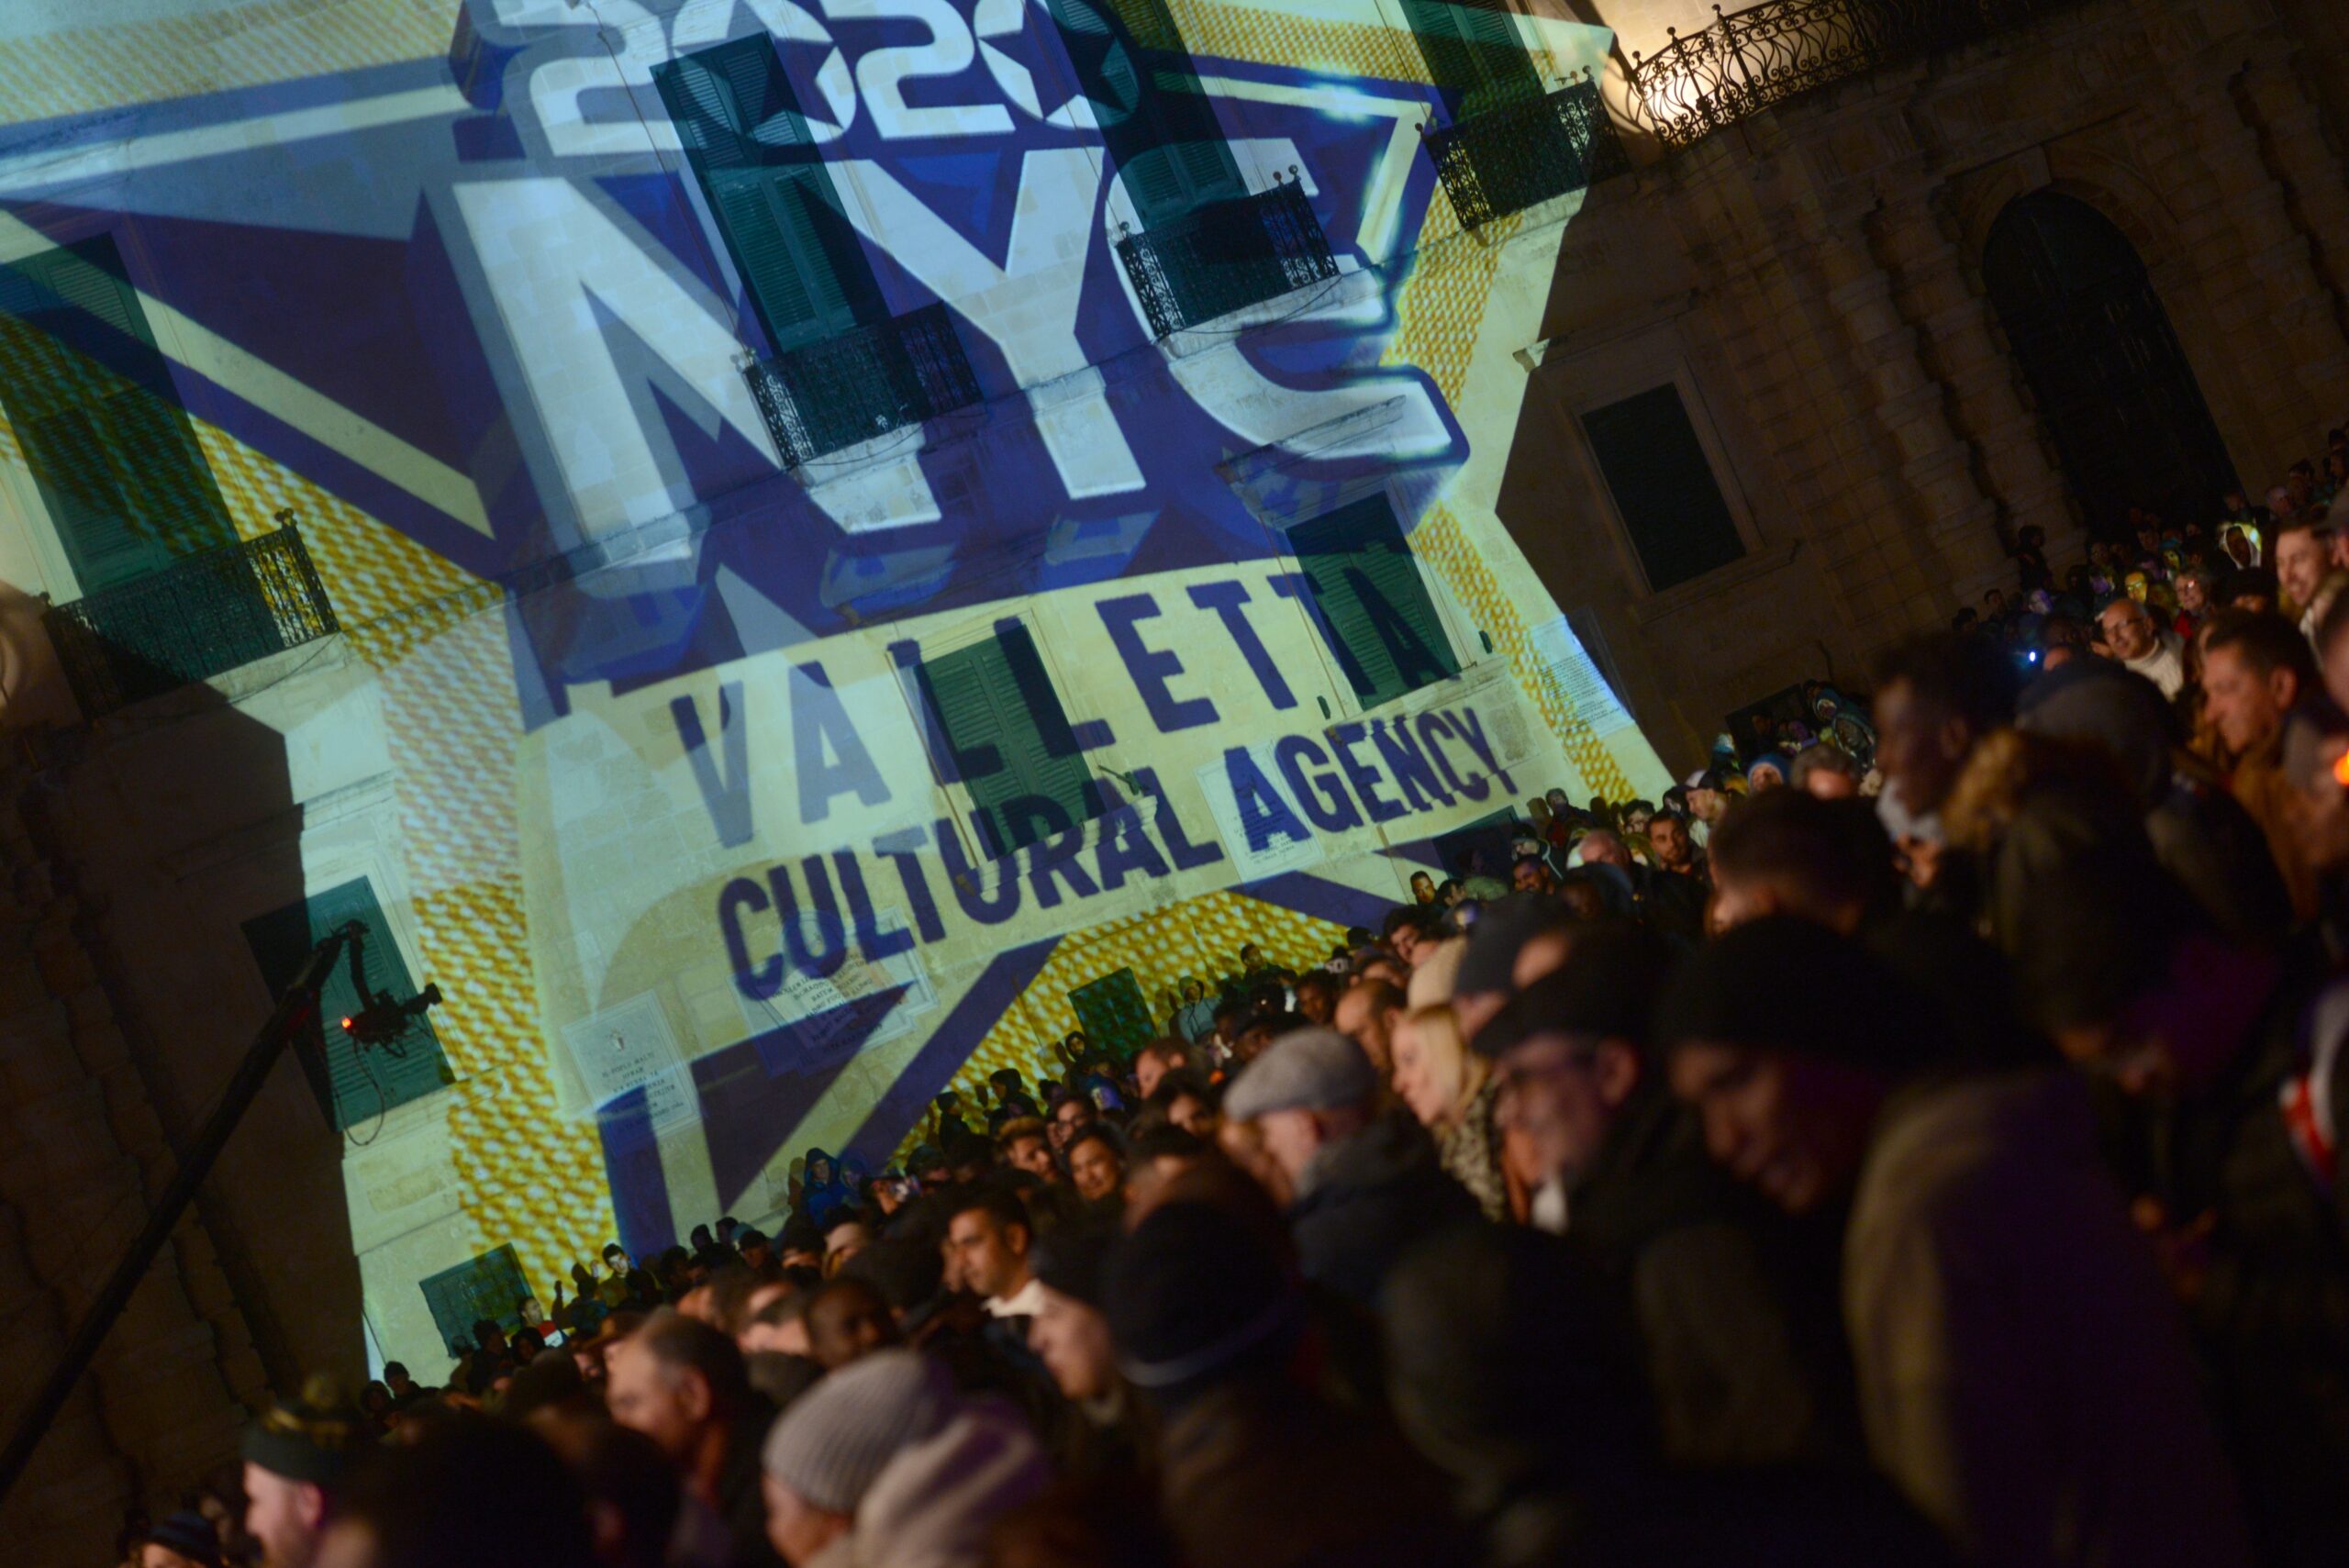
left=1981, top=190, right=2238, bottom=538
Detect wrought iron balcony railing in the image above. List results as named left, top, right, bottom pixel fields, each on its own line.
left=1423, top=76, right=1632, bottom=231
left=44, top=521, right=340, bottom=719
left=1626, top=0, right=2081, bottom=149
left=1115, top=177, right=1340, bottom=339
left=743, top=303, right=984, bottom=469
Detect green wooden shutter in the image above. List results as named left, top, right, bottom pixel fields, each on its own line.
left=0, top=236, right=234, bottom=591
left=419, top=1245, right=532, bottom=1354
left=1069, top=968, right=1153, bottom=1061
left=241, top=877, right=454, bottom=1132
left=1291, top=495, right=1461, bottom=708
left=1579, top=385, right=1745, bottom=593
left=918, top=624, right=1105, bottom=860
left=1042, top=0, right=1244, bottom=226
left=1398, top=0, right=1543, bottom=119
left=656, top=38, right=884, bottom=354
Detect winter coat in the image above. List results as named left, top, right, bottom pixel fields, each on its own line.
left=1567, top=1082, right=1857, bottom=1470
left=1157, top=1380, right=1469, bottom=1568
left=2118, top=962, right=2349, bottom=1568
left=1288, top=1110, right=1480, bottom=1307
left=1845, top=1068, right=2252, bottom=1568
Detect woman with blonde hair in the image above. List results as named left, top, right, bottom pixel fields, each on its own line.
left=1388, top=1003, right=1508, bottom=1220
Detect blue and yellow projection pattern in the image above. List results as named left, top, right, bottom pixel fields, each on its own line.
left=0, top=0, right=1664, bottom=1367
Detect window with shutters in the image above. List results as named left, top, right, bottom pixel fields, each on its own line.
left=1397, top=0, right=1543, bottom=121
left=1287, top=495, right=1461, bottom=709
left=1041, top=0, right=1245, bottom=227
left=656, top=37, right=886, bottom=356
left=0, top=234, right=235, bottom=593
left=1402, top=1, right=1629, bottom=228
left=419, top=1245, right=531, bottom=1355
left=242, top=877, right=454, bottom=1133
left=915, top=622, right=1106, bottom=862
left=1068, top=969, right=1153, bottom=1062
left=1578, top=384, right=1745, bottom=593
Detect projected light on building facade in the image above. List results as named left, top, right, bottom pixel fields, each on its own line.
left=0, top=0, right=1665, bottom=1370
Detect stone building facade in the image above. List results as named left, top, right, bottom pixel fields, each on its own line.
left=1504, top=0, right=2349, bottom=764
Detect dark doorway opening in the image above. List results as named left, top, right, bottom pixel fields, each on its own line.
left=1981, top=190, right=2238, bottom=540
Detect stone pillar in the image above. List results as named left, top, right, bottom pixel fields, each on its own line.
left=2232, top=44, right=2349, bottom=368
left=1665, top=126, right=1965, bottom=654
left=1871, top=177, right=2079, bottom=560
left=2143, top=34, right=2349, bottom=462
left=1806, top=195, right=2011, bottom=600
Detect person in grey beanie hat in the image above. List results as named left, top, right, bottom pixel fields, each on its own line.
left=763, top=1350, right=952, bottom=1507
left=760, top=1348, right=1047, bottom=1567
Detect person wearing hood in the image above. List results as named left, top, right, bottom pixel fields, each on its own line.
left=798, top=1149, right=852, bottom=1229
left=1936, top=711, right=2170, bottom=959
left=2009, top=656, right=2291, bottom=943
left=1475, top=924, right=1857, bottom=1470
left=1660, top=917, right=2252, bottom=1568
left=760, top=1350, right=1047, bottom=1568
left=1222, top=1027, right=1480, bottom=1306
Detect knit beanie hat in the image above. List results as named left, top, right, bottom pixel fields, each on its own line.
left=1455, top=894, right=1572, bottom=997
left=761, top=1350, right=954, bottom=1514
left=1029, top=1223, right=1118, bottom=1309
left=1653, top=915, right=1949, bottom=1074
left=1104, top=1197, right=1297, bottom=1396
left=144, top=1511, right=223, bottom=1568
left=1471, top=921, right=1674, bottom=1059
left=239, top=1373, right=372, bottom=1486
left=839, top=1236, right=943, bottom=1312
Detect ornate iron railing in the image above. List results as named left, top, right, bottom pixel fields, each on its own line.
left=1627, top=0, right=2080, bottom=148
left=1115, top=177, right=1340, bottom=339
left=44, top=521, right=340, bottom=719
left=1423, top=75, right=1631, bottom=231
left=743, top=303, right=984, bottom=468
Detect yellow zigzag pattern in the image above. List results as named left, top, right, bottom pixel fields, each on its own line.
left=193, top=414, right=616, bottom=1300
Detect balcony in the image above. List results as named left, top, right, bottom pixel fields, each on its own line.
left=44, top=521, right=340, bottom=720
left=742, top=303, right=984, bottom=469
left=1423, top=76, right=1632, bottom=232
left=1626, top=0, right=2082, bottom=149
left=1115, top=177, right=1340, bottom=339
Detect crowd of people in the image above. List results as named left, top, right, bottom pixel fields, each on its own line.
left=118, top=450, right=2349, bottom=1568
